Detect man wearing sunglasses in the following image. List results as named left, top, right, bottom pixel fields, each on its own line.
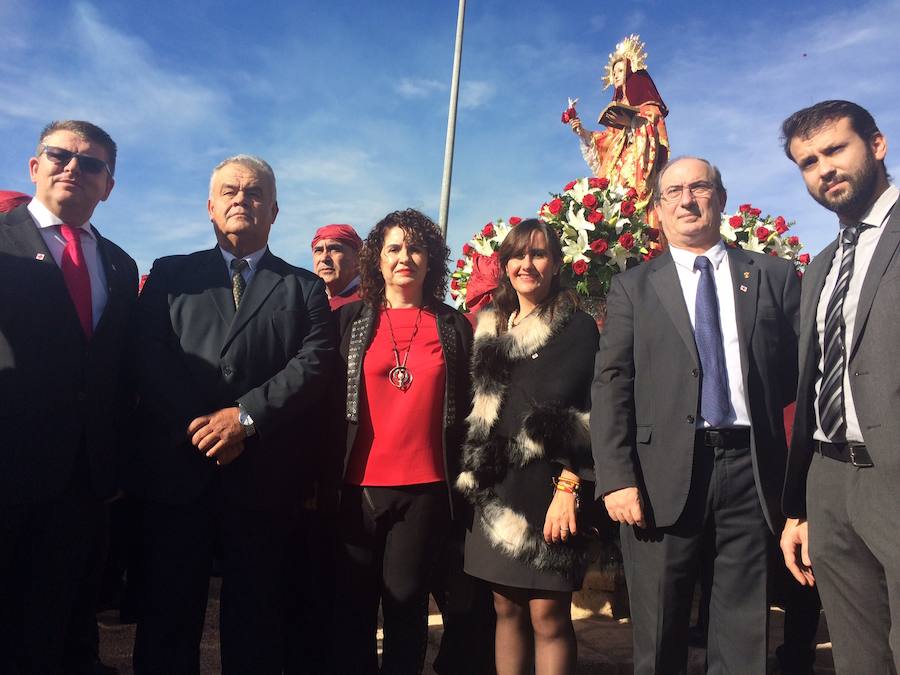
left=0, top=120, right=138, bottom=674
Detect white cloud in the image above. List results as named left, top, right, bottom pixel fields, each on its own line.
left=394, top=78, right=446, bottom=98
left=460, top=81, right=496, bottom=110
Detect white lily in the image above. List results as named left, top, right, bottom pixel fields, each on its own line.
left=561, top=228, right=590, bottom=264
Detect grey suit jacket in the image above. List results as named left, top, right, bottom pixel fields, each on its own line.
left=0, top=203, right=138, bottom=504
left=784, top=208, right=900, bottom=518
left=592, top=246, right=800, bottom=531
left=130, top=246, right=336, bottom=510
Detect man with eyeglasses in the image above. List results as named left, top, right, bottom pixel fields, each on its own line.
left=592, top=156, right=800, bottom=674
left=0, top=120, right=138, bottom=674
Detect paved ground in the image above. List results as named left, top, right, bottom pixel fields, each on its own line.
left=98, top=579, right=836, bottom=674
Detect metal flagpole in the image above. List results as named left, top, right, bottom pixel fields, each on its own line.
left=438, top=0, right=466, bottom=239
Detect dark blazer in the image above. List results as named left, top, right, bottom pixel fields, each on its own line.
left=333, top=300, right=473, bottom=514
left=784, top=208, right=900, bottom=518
left=592, top=246, right=800, bottom=531
left=0, top=203, right=138, bottom=505
left=130, top=246, right=336, bottom=511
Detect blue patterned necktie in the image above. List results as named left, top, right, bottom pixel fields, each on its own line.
left=694, top=255, right=729, bottom=427
left=231, top=258, right=249, bottom=308
left=819, top=224, right=862, bottom=439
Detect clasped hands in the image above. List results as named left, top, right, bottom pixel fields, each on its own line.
left=187, top=406, right=246, bottom=466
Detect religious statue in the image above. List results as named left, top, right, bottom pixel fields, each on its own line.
left=566, top=35, right=669, bottom=214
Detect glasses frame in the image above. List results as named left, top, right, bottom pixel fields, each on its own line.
left=659, top=181, right=717, bottom=204
left=40, top=144, right=113, bottom=177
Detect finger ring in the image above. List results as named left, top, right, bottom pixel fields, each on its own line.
left=560, top=528, right=569, bottom=533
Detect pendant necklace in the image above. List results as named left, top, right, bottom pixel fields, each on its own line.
left=384, top=307, right=423, bottom=391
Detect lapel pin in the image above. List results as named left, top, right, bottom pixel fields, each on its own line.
left=743, top=271, right=751, bottom=278
left=35, top=253, right=45, bottom=261
left=739, top=285, right=748, bottom=293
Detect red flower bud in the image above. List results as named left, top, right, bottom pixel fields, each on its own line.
left=564, top=180, right=577, bottom=191
left=572, top=259, right=588, bottom=275
left=756, top=226, right=771, bottom=241
left=456, top=259, right=465, bottom=269
left=548, top=198, right=562, bottom=215
left=729, top=215, right=744, bottom=229
left=646, top=227, right=660, bottom=241
left=586, top=209, right=604, bottom=224
left=588, top=177, right=605, bottom=189
left=451, top=279, right=459, bottom=290
left=788, top=235, right=800, bottom=246
left=750, top=208, right=762, bottom=217
left=590, top=238, right=609, bottom=254
left=463, top=244, right=474, bottom=257
left=582, top=193, right=597, bottom=208
left=482, top=223, right=495, bottom=237
left=739, top=203, right=752, bottom=213
left=626, top=187, right=638, bottom=200
left=508, top=216, right=522, bottom=226
left=618, top=232, right=635, bottom=249
left=798, top=253, right=810, bottom=264
left=620, top=201, right=636, bottom=217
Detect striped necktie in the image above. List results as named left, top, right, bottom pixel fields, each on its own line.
left=231, top=258, right=249, bottom=309
left=819, top=224, right=863, bottom=439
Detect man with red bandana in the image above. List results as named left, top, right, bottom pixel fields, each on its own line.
left=311, top=223, right=363, bottom=310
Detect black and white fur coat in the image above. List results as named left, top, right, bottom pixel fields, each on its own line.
left=455, top=294, right=599, bottom=574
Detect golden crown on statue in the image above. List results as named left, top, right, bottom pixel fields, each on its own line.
left=603, top=33, right=648, bottom=89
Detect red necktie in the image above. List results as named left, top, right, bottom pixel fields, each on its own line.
left=59, top=224, right=93, bottom=338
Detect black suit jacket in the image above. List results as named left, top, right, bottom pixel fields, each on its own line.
left=0, top=203, right=138, bottom=505
left=130, top=246, right=336, bottom=511
left=784, top=207, right=900, bottom=518
left=592, top=246, right=800, bottom=531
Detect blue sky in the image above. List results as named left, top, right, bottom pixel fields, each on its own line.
left=2, top=0, right=899, bottom=274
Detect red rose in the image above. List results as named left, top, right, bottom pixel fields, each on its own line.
left=463, top=244, right=474, bottom=257
left=774, top=216, right=788, bottom=234
left=590, top=238, right=609, bottom=254
left=482, top=223, right=494, bottom=237
left=643, top=248, right=663, bottom=261
left=618, top=232, right=635, bottom=249
left=586, top=209, right=604, bottom=224
left=620, top=201, right=636, bottom=217
left=756, top=226, right=771, bottom=241
left=564, top=180, right=577, bottom=191
left=548, top=198, right=562, bottom=215
left=788, top=235, right=800, bottom=246
left=572, top=259, right=588, bottom=275
left=582, top=193, right=597, bottom=208
left=750, top=208, right=762, bottom=217
left=798, top=253, right=810, bottom=264
left=596, top=177, right=610, bottom=189
left=626, top=187, right=638, bottom=200
left=729, top=215, right=744, bottom=229
left=561, top=107, right=578, bottom=123
left=739, top=204, right=752, bottom=213
left=646, top=227, right=660, bottom=241
left=769, top=250, right=779, bottom=256
left=451, top=279, right=459, bottom=290
left=456, top=259, right=465, bottom=269
left=561, top=111, right=570, bottom=123
left=508, top=216, right=522, bottom=226
left=588, top=177, right=604, bottom=189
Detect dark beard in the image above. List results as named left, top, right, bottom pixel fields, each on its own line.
left=812, top=150, right=880, bottom=220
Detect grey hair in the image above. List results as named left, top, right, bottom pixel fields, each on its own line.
left=653, top=155, right=726, bottom=204
left=209, top=154, right=277, bottom=200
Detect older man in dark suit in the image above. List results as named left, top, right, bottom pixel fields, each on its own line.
left=0, top=121, right=137, bottom=674
left=130, top=155, right=336, bottom=675
left=781, top=100, right=900, bottom=673
left=592, top=156, right=800, bottom=674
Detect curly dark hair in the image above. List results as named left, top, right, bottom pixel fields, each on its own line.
left=359, top=209, right=450, bottom=307
left=492, top=219, right=578, bottom=331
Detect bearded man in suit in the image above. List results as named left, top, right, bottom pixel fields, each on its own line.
left=592, top=156, right=800, bottom=674
left=0, top=120, right=137, bottom=674
left=131, top=154, right=336, bottom=675
left=781, top=99, right=900, bottom=673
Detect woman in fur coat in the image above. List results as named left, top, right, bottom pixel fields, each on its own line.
left=456, top=219, right=599, bottom=675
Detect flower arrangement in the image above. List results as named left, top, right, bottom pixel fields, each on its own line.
left=538, top=177, right=661, bottom=297
left=451, top=189, right=809, bottom=312
left=721, top=203, right=809, bottom=274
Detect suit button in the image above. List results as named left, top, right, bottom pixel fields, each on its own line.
left=223, top=366, right=233, bottom=376
left=686, top=414, right=695, bottom=424
left=691, top=368, right=699, bottom=377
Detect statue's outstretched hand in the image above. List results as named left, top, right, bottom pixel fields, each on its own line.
left=568, top=118, right=585, bottom=136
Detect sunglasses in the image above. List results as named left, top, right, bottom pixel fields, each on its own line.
left=40, top=145, right=113, bottom=177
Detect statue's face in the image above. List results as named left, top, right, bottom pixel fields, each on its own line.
left=612, top=60, right=627, bottom=88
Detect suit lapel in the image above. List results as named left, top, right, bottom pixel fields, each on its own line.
left=3, top=205, right=55, bottom=266
left=196, top=247, right=236, bottom=325
left=649, top=252, right=699, bottom=367
left=727, top=248, right=758, bottom=381
left=850, top=209, right=900, bottom=360
left=92, top=227, right=127, bottom=340
left=221, top=249, right=283, bottom=355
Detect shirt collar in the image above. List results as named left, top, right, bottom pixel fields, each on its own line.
left=219, top=245, right=268, bottom=273
left=337, top=275, right=361, bottom=297
left=669, top=239, right=727, bottom=272
left=27, top=198, right=96, bottom=240
left=848, top=184, right=900, bottom=231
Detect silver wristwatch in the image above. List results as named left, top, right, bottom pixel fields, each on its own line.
left=238, top=405, right=256, bottom=438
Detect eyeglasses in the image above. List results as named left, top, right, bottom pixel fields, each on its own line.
left=659, top=181, right=716, bottom=204
left=40, top=145, right=112, bottom=177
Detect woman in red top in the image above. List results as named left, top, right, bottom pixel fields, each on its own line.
left=332, top=209, right=480, bottom=674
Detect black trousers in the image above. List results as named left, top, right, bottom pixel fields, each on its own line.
left=334, top=483, right=449, bottom=675
left=807, top=452, right=900, bottom=674
left=0, top=462, right=102, bottom=675
left=621, top=439, right=770, bottom=675
left=133, top=487, right=293, bottom=675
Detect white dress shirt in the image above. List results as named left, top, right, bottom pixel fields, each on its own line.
left=27, top=198, right=109, bottom=329
left=813, top=184, right=900, bottom=443
left=219, top=245, right=268, bottom=286
left=670, top=240, right=752, bottom=429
